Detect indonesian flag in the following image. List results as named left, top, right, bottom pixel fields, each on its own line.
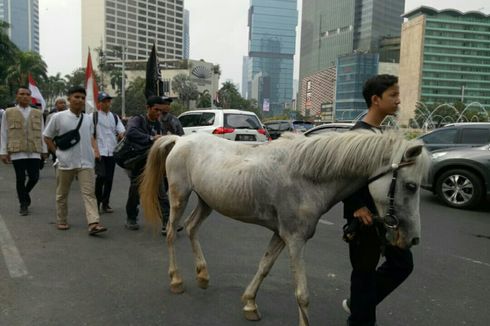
left=84, top=51, right=99, bottom=114
left=28, top=74, right=46, bottom=111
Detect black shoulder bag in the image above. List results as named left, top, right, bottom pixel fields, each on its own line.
left=53, top=114, right=84, bottom=150
left=113, top=115, right=152, bottom=170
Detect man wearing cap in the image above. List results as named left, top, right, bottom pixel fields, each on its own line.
left=92, top=92, right=125, bottom=213
left=124, top=96, right=182, bottom=234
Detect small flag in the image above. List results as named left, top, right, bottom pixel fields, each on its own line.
left=85, top=50, right=99, bottom=114
left=28, top=74, right=46, bottom=111
left=145, top=43, right=161, bottom=98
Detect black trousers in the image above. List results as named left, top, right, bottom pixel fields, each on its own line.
left=125, top=166, right=169, bottom=224
left=347, top=223, right=413, bottom=326
left=12, top=158, right=41, bottom=207
left=95, top=156, right=116, bottom=207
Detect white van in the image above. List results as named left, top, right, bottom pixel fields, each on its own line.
left=178, top=109, right=269, bottom=143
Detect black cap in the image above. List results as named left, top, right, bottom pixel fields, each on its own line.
left=98, top=92, right=113, bottom=101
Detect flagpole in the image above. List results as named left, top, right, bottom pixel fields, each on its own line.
left=121, top=44, right=126, bottom=118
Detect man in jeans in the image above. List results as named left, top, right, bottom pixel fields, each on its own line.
left=43, top=86, right=107, bottom=235
left=92, top=92, right=125, bottom=213
left=0, top=87, right=48, bottom=215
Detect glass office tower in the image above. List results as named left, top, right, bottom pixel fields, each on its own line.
left=0, top=0, right=39, bottom=52
left=299, top=0, right=404, bottom=120
left=247, top=0, right=297, bottom=116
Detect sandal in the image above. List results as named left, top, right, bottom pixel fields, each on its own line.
left=57, top=223, right=70, bottom=230
left=88, top=223, right=107, bottom=235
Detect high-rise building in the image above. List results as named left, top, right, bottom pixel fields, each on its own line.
left=335, top=53, right=379, bottom=121
left=247, top=0, right=298, bottom=116
left=183, top=9, right=190, bottom=60
left=81, top=0, right=184, bottom=66
left=298, top=0, right=404, bottom=118
left=399, top=7, right=490, bottom=125
left=0, top=0, right=39, bottom=52
left=241, top=56, right=249, bottom=98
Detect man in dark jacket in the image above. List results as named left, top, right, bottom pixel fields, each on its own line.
left=342, top=75, right=413, bottom=326
left=124, top=96, right=164, bottom=230
left=124, top=96, right=182, bottom=233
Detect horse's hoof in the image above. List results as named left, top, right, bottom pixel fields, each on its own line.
left=170, top=282, right=185, bottom=294
left=243, top=309, right=261, bottom=321
left=196, top=277, right=209, bottom=289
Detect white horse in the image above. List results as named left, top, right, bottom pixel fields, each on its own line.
left=140, top=131, right=430, bottom=326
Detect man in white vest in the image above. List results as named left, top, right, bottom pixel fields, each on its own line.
left=0, top=87, right=48, bottom=215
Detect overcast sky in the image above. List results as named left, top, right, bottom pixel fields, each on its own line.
left=39, top=0, right=489, bottom=86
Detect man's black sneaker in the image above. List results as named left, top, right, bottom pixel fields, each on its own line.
left=101, top=205, right=114, bottom=213
left=125, top=220, right=140, bottom=230
left=19, top=206, right=29, bottom=216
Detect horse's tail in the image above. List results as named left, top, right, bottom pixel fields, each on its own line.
left=139, top=135, right=179, bottom=227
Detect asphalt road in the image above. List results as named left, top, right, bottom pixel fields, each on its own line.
left=0, top=163, right=489, bottom=326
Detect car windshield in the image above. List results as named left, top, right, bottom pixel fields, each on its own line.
left=224, top=114, right=261, bottom=129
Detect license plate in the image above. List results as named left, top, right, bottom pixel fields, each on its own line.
left=236, top=134, right=256, bottom=141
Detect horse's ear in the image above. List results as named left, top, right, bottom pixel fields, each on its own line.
left=404, top=143, right=424, bottom=161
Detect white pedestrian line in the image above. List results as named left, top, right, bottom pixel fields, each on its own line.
left=450, top=254, right=490, bottom=268
left=0, top=214, right=29, bottom=278
left=319, top=219, right=334, bottom=226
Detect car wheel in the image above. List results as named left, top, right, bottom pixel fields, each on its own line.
left=435, top=169, right=483, bottom=209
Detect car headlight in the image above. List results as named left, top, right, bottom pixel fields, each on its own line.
left=431, top=152, right=447, bottom=159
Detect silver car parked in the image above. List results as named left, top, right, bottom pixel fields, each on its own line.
left=422, top=144, right=490, bottom=209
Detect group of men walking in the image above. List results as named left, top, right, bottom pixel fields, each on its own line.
left=0, top=85, right=183, bottom=236
left=0, top=75, right=415, bottom=326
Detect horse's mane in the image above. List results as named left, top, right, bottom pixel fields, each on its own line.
left=282, top=131, right=408, bottom=181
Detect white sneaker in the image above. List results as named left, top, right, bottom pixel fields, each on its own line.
left=342, top=299, right=351, bottom=315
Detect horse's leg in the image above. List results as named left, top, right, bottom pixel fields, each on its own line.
left=286, top=237, right=310, bottom=326
left=185, top=196, right=212, bottom=289
left=242, top=233, right=285, bottom=321
left=166, top=184, right=191, bottom=294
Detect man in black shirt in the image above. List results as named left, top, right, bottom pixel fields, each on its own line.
left=342, top=75, right=413, bottom=326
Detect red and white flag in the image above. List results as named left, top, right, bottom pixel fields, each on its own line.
left=85, top=50, right=99, bottom=114
left=28, top=74, right=46, bottom=111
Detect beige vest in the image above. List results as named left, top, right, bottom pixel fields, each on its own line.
left=5, top=107, right=44, bottom=153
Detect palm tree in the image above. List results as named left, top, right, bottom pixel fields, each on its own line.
left=5, top=51, right=47, bottom=86
left=41, top=73, right=66, bottom=107
left=0, top=21, right=20, bottom=104
left=196, top=89, right=211, bottom=108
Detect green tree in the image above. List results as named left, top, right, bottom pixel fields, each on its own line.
left=111, top=77, right=146, bottom=117
left=109, top=67, right=126, bottom=94
left=40, top=73, right=66, bottom=108
left=0, top=21, right=20, bottom=105
left=171, top=73, right=199, bottom=109
left=5, top=51, right=47, bottom=86
left=196, top=89, right=211, bottom=108
left=64, top=68, right=102, bottom=92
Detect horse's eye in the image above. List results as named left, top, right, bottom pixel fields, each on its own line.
left=405, top=182, right=418, bottom=193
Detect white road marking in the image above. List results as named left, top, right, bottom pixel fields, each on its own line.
left=450, top=254, right=490, bottom=268
left=0, top=214, right=28, bottom=278
left=319, top=219, right=334, bottom=226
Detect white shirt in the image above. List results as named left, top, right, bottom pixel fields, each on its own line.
left=91, top=111, right=125, bottom=156
left=43, top=110, right=95, bottom=170
left=0, top=105, right=47, bottom=160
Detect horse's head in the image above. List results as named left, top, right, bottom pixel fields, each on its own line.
left=368, top=140, right=429, bottom=249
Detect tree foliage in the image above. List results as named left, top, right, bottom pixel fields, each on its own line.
left=171, top=73, right=199, bottom=109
